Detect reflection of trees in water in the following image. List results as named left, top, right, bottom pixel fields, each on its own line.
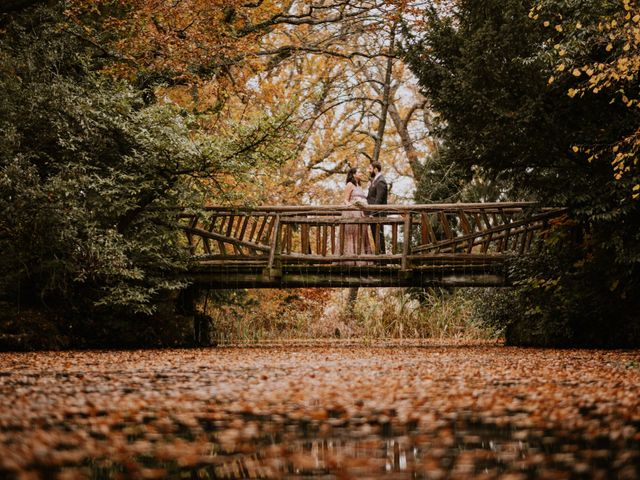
left=88, top=421, right=629, bottom=478
left=205, top=423, right=578, bottom=479
left=211, top=437, right=414, bottom=478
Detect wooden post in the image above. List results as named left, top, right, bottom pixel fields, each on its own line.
left=391, top=223, right=398, bottom=254
left=330, top=225, right=336, bottom=255
left=265, top=214, right=281, bottom=278
left=401, top=212, right=412, bottom=273
left=316, top=224, right=321, bottom=255
left=321, top=225, right=328, bottom=256
left=301, top=224, right=309, bottom=254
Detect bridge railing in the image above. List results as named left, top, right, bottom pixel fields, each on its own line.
left=177, top=203, right=566, bottom=274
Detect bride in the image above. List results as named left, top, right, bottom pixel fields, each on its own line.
left=342, top=167, right=372, bottom=263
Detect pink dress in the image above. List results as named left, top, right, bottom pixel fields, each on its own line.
left=342, top=185, right=372, bottom=264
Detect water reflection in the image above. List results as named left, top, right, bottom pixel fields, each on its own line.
left=100, top=416, right=633, bottom=479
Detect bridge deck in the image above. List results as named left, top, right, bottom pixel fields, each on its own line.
left=179, top=203, right=566, bottom=288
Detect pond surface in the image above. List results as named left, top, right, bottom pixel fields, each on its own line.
left=0, top=343, right=638, bottom=478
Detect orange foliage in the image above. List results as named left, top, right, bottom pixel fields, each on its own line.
left=0, top=346, right=639, bottom=478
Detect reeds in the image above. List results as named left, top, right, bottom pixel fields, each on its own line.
left=203, top=288, right=498, bottom=345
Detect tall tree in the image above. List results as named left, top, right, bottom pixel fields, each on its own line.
left=0, top=3, right=295, bottom=346
left=403, top=0, right=640, bottom=346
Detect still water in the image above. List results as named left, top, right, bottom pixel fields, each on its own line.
left=87, top=414, right=638, bottom=479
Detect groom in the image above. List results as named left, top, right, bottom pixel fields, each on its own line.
left=367, top=161, right=388, bottom=253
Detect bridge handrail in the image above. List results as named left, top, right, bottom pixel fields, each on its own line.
left=177, top=203, right=568, bottom=287
left=182, top=202, right=563, bottom=214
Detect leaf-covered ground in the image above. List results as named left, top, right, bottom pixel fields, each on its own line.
left=1, top=342, right=639, bottom=479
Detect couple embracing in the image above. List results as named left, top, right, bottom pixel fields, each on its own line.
left=342, top=162, right=388, bottom=260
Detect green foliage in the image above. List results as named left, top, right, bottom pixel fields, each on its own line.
left=533, top=0, right=640, bottom=193
left=0, top=15, right=192, bottom=315
left=474, top=225, right=640, bottom=347
left=0, top=5, right=295, bottom=344
left=403, top=0, right=640, bottom=346
left=403, top=0, right=637, bottom=203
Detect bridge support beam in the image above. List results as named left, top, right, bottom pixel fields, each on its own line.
left=187, top=268, right=506, bottom=289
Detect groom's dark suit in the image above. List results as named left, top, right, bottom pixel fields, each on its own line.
left=367, top=173, right=388, bottom=253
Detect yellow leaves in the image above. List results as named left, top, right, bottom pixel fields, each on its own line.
left=572, top=146, right=579, bottom=153
left=548, top=76, right=555, bottom=84
left=606, top=43, right=614, bottom=52
left=543, top=20, right=550, bottom=27
left=555, top=24, right=563, bottom=32
left=567, top=88, right=578, bottom=98
left=572, top=68, right=582, bottom=77
left=556, top=63, right=566, bottom=72
left=633, top=15, right=640, bottom=23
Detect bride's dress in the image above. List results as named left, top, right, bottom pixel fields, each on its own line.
left=342, top=185, right=372, bottom=264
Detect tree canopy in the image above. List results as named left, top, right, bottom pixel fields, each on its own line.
left=403, top=0, right=640, bottom=346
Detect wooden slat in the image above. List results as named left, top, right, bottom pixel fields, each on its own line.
left=179, top=225, right=270, bottom=253
left=247, top=214, right=259, bottom=242
left=203, top=237, right=212, bottom=255
left=459, top=211, right=472, bottom=235
left=412, top=210, right=560, bottom=254
left=225, top=215, right=242, bottom=255
left=266, top=214, right=281, bottom=271
left=499, top=209, right=511, bottom=253
left=256, top=215, right=269, bottom=243
left=459, top=212, right=474, bottom=253
left=524, top=229, right=534, bottom=253
left=402, top=213, right=412, bottom=271
left=420, top=213, right=428, bottom=245
left=238, top=215, right=250, bottom=241
left=286, top=225, right=293, bottom=254
left=226, top=215, right=235, bottom=237
left=233, top=214, right=244, bottom=238
left=438, top=212, right=454, bottom=240
left=392, top=223, right=398, bottom=254
left=321, top=225, right=328, bottom=256
left=424, top=215, right=438, bottom=245
left=205, top=215, right=224, bottom=255
left=264, top=215, right=276, bottom=245
left=330, top=225, right=336, bottom=255
left=301, top=224, right=310, bottom=254
left=315, top=225, right=321, bottom=255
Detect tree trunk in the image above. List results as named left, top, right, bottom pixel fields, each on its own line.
left=388, top=100, right=423, bottom=183
left=371, top=22, right=397, bottom=164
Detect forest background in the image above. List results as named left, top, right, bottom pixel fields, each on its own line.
left=0, top=0, right=638, bottom=350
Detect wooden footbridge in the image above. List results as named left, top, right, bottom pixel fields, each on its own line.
left=178, top=203, right=566, bottom=288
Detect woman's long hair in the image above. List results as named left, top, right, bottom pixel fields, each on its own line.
left=346, top=167, right=359, bottom=186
